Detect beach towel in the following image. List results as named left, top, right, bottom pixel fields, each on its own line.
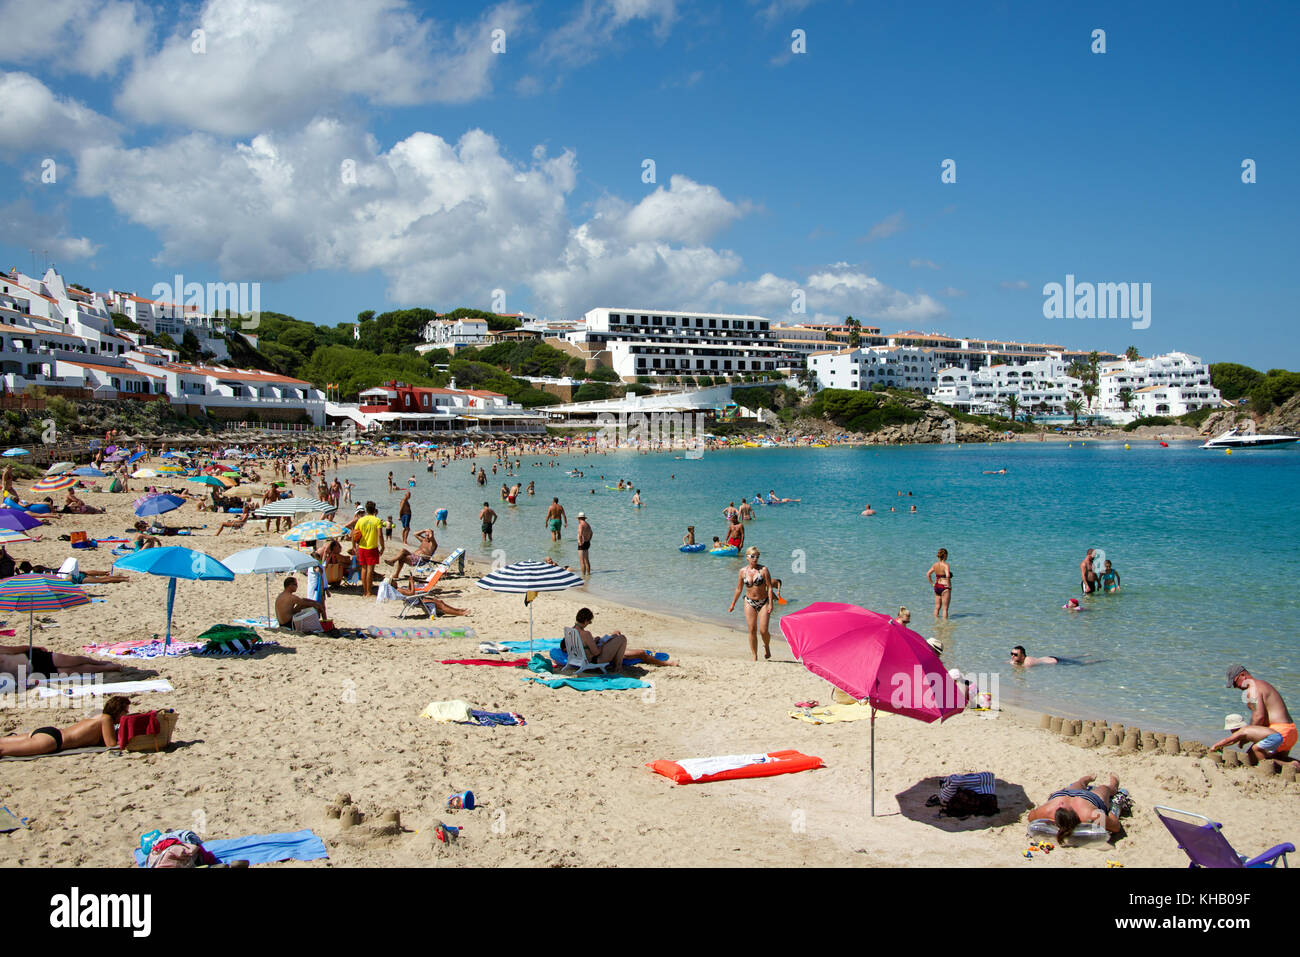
left=197, top=638, right=278, bottom=656
left=522, top=674, right=649, bottom=692
left=647, top=750, right=825, bottom=785
left=421, top=700, right=474, bottom=723
left=439, top=658, right=529, bottom=667
left=231, top=617, right=274, bottom=628
left=81, top=638, right=205, bottom=659
left=468, top=709, right=526, bottom=727
left=197, top=624, right=261, bottom=645
left=501, top=639, right=562, bottom=654
left=132, top=829, right=328, bottom=867
left=36, top=679, right=174, bottom=699
left=787, top=702, right=873, bottom=725
left=1, top=746, right=113, bottom=762
left=1, top=806, right=29, bottom=831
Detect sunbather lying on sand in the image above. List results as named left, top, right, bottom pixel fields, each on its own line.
left=0, top=645, right=123, bottom=680
left=393, top=578, right=468, bottom=617
left=214, top=510, right=247, bottom=536
left=0, top=695, right=129, bottom=757
left=1027, top=772, right=1122, bottom=840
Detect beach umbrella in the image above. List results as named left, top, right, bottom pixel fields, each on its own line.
left=224, top=486, right=261, bottom=498
left=282, top=520, right=347, bottom=542
left=779, top=602, right=963, bottom=816
left=253, top=497, right=336, bottom=518
left=134, top=493, right=185, bottom=517
left=72, top=467, right=108, bottom=477
left=476, top=560, right=584, bottom=654
left=30, top=475, right=76, bottom=493
left=44, top=462, right=75, bottom=476
left=0, top=508, right=43, bottom=532
left=0, top=574, right=90, bottom=668
left=223, top=546, right=320, bottom=627
left=126, top=450, right=146, bottom=465
left=187, top=475, right=226, bottom=487
left=0, top=529, right=35, bottom=545
left=112, top=547, right=234, bottom=647
left=2, top=448, right=29, bottom=457
left=132, top=469, right=160, bottom=478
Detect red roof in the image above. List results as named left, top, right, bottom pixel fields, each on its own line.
left=61, top=359, right=164, bottom=378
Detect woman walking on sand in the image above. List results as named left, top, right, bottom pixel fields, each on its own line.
left=928, top=548, right=953, bottom=620
left=729, top=546, right=774, bottom=661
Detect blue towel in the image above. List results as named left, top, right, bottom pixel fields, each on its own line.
left=501, top=640, right=561, bottom=653
left=133, top=828, right=327, bottom=866
left=523, top=674, right=649, bottom=691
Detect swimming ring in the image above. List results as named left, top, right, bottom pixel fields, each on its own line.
left=680, top=543, right=706, bottom=553
left=710, top=546, right=739, bottom=557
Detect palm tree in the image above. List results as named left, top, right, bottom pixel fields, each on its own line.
left=1118, top=387, right=1133, bottom=411
left=1088, top=351, right=1101, bottom=386
left=1082, top=383, right=1098, bottom=409
left=846, top=316, right=860, bottom=348
left=1002, top=394, right=1021, bottom=422
left=1065, top=398, right=1084, bottom=425
left=1067, top=360, right=1089, bottom=382
left=1125, top=345, right=1139, bottom=362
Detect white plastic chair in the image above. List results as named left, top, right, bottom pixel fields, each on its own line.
left=562, top=627, right=610, bottom=675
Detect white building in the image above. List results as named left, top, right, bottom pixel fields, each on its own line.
left=1096, top=352, right=1221, bottom=418
left=420, top=317, right=489, bottom=350
left=806, top=346, right=941, bottom=393
left=564, top=308, right=802, bottom=380
left=932, top=358, right=1083, bottom=416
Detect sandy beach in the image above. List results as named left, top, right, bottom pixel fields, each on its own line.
left=0, top=457, right=1292, bottom=869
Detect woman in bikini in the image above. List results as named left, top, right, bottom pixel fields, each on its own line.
left=0, top=695, right=130, bottom=757
left=928, top=547, right=953, bottom=620
left=728, top=546, right=774, bottom=661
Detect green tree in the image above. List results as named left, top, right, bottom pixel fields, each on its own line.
left=1125, top=345, right=1139, bottom=361
left=1082, top=383, right=1098, bottom=409
left=1118, top=387, right=1134, bottom=411
left=589, top=366, right=620, bottom=382
left=846, top=316, right=860, bottom=348
left=1002, top=394, right=1021, bottom=421
left=1210, top=362, right=1264, bottom=401
left=1065, top=398, right=1084, bottom=424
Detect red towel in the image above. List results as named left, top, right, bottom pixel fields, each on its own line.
left=438, top=658, right=529, bottom=667
left=118, top=711, right=160, bottom=749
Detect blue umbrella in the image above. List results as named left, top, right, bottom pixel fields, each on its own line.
left=126, top=450, right=146, bottom=465
left=112, top=547, right=234, bottom=646
left=0, top=507, right=43, bottom=532
left=134, top=493, right=185, bottom=517
left=2, top=448, right=29, bottom=457
left=72, top=467, right=108, bottom=477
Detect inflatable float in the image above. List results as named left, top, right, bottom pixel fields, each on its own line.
left=680, top=543, right=706, bottom=553
left=646, top=749, right=824, bottom=785
left=710, top=546, right=739, bottom=557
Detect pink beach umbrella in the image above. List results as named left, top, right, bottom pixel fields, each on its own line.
left=779, top=602, right=963, bottom=815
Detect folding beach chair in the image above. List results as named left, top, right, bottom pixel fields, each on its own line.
left=560, top=627, right=610, bottom=676
left=396, top=550, right=463, bottom=618
left=1154, top=805, right=1293, bottom=868
left=414, top=546, right=465, bottom=581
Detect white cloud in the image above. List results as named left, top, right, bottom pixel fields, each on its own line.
left=0, top=71, right=121, bottom=158
left=0, top=0, right=152, bottom=77
left=861, top=211, right=905, bottom=242
left=1000, top=279, right=1029, bottom=290
left=749, top=0, right=816, bottom=27
left=113, top=0, right=527, bottom=136
left=540, top=0, right=678, bottom=68
left=939, top=287, right=966, bottom=298
left=71, top=118, right=939, bottom=323
left=0, top=200, right=100, bottom=261
left=909, top=257, right=939, bottom=269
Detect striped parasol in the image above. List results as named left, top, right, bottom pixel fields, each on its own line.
left=30, top=475, right=76, bottom=492
left=0, top=528, right=35, bottom=545
left=283, top=520, right=348, bottom=542
left=476, top=560, right=585, bottom=653
left=254, top=497, right=335, bottom=518
left=0, top=574, right=91, bottom=665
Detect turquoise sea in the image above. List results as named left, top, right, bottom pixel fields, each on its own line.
left=347, top=441, right=1300, bottom=742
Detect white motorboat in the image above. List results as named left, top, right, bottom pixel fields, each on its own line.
left=1200, top=428, right=1299, bottom=450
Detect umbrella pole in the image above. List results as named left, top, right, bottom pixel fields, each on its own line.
left=870, top=706, right=876, bottom=817
left=165, top=577, right=176, bottom=648
left=266, top=573, right=272, bottom=627
left=529, top=600, right=534, bottom=656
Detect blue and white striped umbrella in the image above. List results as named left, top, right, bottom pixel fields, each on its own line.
left=253, top=497, right=335, bottom=518
left=477, top=560, right=584, bottom=653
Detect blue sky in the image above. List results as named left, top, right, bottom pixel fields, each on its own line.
left=1, top=0, right=1296, bottom=366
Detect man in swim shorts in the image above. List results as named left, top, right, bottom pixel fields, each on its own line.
left=351, top=501, right=384, bottom=598
left=576, top=512, right=593, bottom=576
left=545, top=498, right=567, bottom=542
left=1080, top=548, right=1099, bottom=594
left=479, top=502, right=496, bottom=544
left=1212, top=665, right=1297, bottom=765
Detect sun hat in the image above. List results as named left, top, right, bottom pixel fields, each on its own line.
left=1225, top=664, right=1247, bottom=688
left=926, top=637, right=944, bottom=654
left=1223, top=713, right=1246, bottom=731
left=577, top=512, right=586, bottom=518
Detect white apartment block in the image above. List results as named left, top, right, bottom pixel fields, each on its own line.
left=421, top=317, right=489, bottom=349
left=932, top=358, right=1083, bottom=416
left=567, top=308, right=802, bottom=379
left=806, top=346, right=941, bottom=393
left=1097, top=352, right=1221, bottom=418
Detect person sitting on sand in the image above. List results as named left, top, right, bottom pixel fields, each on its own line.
left=0, top=695, right=131, bottom=757
left=62, top=488, right=102, bottom=514
left=128, top=523, right=162, bottom=549
left=275, top=576, right=327, bottom=631
left=1212, top=665, right=1297, bottom=765
left=573, top=607, right=628, bottom=670
left=0, top=644, right=123, bottom=681
left=1027, top=772, right=1122, bottom=840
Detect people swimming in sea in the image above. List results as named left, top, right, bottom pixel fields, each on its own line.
left=861, top=503, right=875, bottom=516
left=738, top=499, right=754, bottom=520
left=982, top=469, right=1008, bottom=475
left=1100, top=560, right=1121, bottom=593
left=1080, top=548, right=1100, bottom=594
left=767, top=489, right=800, bottom=504
left=682, top=526, right=696, bottom=546
left=1010, top=646, right=1059, bottom=667
left=1063, top=598, right=1086, bottom=611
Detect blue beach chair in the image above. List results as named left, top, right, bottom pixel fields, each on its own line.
left=1154, top=805, right=1293, bottom=868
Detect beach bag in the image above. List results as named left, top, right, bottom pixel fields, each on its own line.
left=292, top=607, right=323, bottom=633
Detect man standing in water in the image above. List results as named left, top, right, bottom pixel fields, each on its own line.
left=576, top=512, right=593, bottom=576
left=1213, top=665, right=1297, bottom=765
left=398, top=490, right=413, bottom=545
left=479, top=502, right=497, bottom=545
left=545, top=497, right=567, bottom=542
left=1080, top=548, right=1100, bottom=594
